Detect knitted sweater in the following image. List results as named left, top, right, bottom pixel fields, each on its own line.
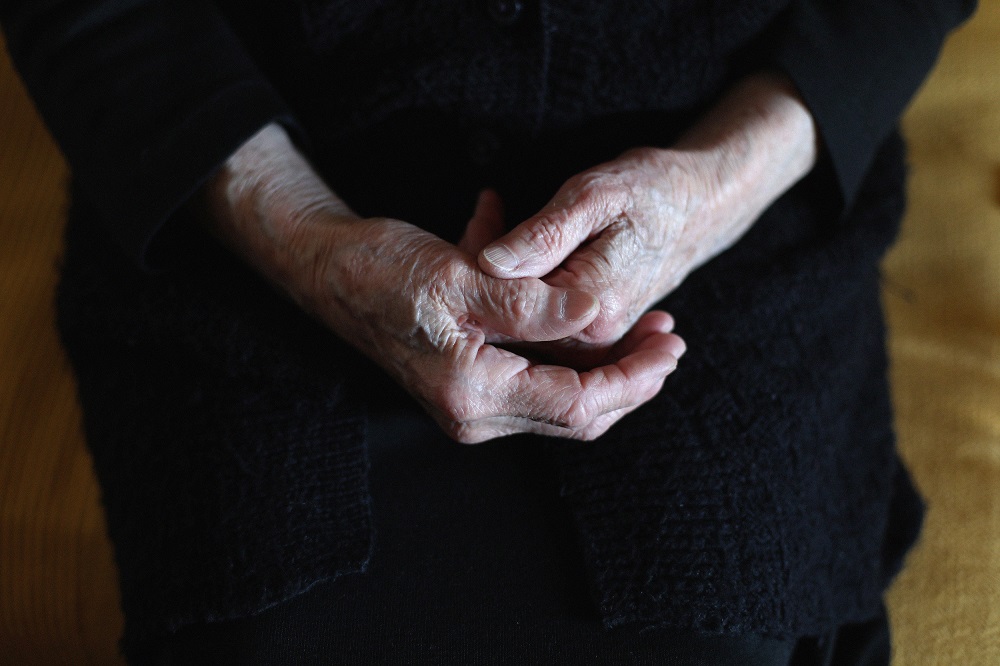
left=1, top=0, right=976, bottom=654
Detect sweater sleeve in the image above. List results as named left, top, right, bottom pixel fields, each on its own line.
left=769, top=0, right=976, bottom=211
left=0, top=1, right=298, bottom=270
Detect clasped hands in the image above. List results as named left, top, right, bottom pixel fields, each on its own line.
left=206, top=73, right=816, bottom=444
left=296, top=165, right=692, bottom=444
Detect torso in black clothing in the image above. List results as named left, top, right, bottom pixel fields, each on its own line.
left=18, top=0, right=973, bottom=653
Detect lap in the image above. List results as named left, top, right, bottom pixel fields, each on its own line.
left=135, top=399, right=891, bottom=665
left=56, top=138, right=911, bottom=657
left=139, top=399, right=796, bottom=664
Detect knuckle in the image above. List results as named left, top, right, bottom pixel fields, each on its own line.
left=582, top=310, right=628, bottom=345
left=557, top=398, right=592, bottom=431
left=428, top=261, right=470, bottom=307
left=623, top=146, right=661, bottom=167
left=479, top=276, right=541, bottom=323
left=503, top=279, right=540, bottom=320
left=577, top=172, right=630, bottom=212
left=429, top=382, right=472, bottom=423
left=525, top=214, right=568, bottom=258
left=441, top=398, right=470, bottom=424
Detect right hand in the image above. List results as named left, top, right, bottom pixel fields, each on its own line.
left=203, top=125, right=686, bottom=443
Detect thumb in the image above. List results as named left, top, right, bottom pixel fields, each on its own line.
left=465, top=274, right=600, bottom=342
left=458, top=189, right=506, bottom=254
left=478, top=182, right=609, bottom=278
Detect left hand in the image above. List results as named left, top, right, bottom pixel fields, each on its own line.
left=476, top=72, right=818, bottom=355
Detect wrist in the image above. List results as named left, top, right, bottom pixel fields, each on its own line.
left=676, top=71, right=818, bottom=219
left=202, top=123, right=356, bottom=292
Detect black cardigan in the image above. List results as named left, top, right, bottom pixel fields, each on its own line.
left=0, top=0, right=975, bottom=267
left=1, top=0, right=976, bottom=654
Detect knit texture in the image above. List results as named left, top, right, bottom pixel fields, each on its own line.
left=43, top=0, right=954, bottom=654
left=240, top=0, right=785, bottom=143
left=549, top=134, right=923, bottom=638
left=57, top=205, right=373, bottom=651
left=56, top=133, right=921, bottom=654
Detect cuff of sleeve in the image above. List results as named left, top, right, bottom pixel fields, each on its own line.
left=94, top=81, right=301, bottom=271
left=768, top=3, right=964, bottom=215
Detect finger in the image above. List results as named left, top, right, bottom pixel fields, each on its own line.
left=426, top=345, right=591, bottom=443
left=436, top=338, right=678, bottom=443
left=636, top=310, right=676, bottom=335
left=633, top=330, right=686, bottom=360
left=574, top=374, right=668, bottom=440
left=463, top=273, right=600, bottom=342
left=458, top=189, right=506, bottom=254
left=540, top=217, right=648, bottom=344
left=608, top=310, right=685, bottom=361
left=478, top=180, right=623, bottom=278
left=484, top=309, right=678, bottom=372
left=509, top=309, right=679, bottom=371
left=451, top=369, right=670, bottom=443
left=499, top=342, right=678, bottom=432
left=440, top=413, right=582, bottom=444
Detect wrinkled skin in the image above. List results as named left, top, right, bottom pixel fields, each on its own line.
left=475, top=150, right=716, bottom=367
left=204, top=130, right=684, bottom=443
left=301, top=208, right=685, bottom=443
left=204, top=72, right=815, bottom=444
left=479, top=74, right=818, bottom=359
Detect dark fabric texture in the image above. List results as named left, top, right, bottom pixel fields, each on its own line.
left=0, top=0, right=975, bottom=267
left=58, top=125, right=916, bottom=658
left=771, top=0, right=977, bottom=211
left=0, top=0, right=974, bottom=657
left=135, top=400, right=894, bottom=665
left=138, top=400, right=802, bottom=665
left=548, top=133, right=921, bottom=636
left=0, top=0, right=299, bottom=268
left=57, top=195, right=373, bottom=646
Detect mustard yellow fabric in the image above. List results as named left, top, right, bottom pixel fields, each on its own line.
left=883, top=2, right=1000, bottom=663
left=0, top=38, right=124, bottom=665
left=1, top=5, right=998, bottom=662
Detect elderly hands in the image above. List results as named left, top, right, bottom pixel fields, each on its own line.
left=204, top=125, right=684, bottom=443
left=204, top=72, right=815, bottom=444
left=477, top=72, right=818, bottom=353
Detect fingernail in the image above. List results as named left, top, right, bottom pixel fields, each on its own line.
left=483, top=244, right=519, bottom=272
left=561, top=291, right=598, bottom=321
